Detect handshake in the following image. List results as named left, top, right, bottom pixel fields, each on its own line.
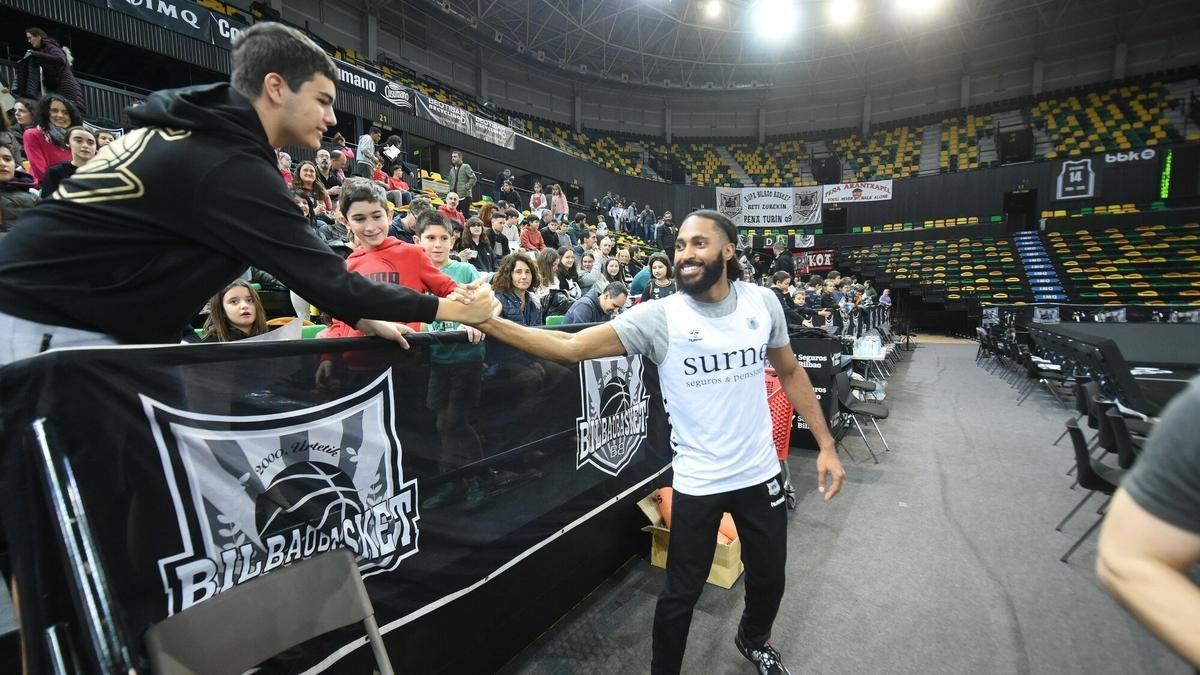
left=354, top=279, right=501, bottom=348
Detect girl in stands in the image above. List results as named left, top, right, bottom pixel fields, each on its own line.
left=456, top=217, right=496, bottom=273
left=550, top=183, right=569, bottom=222
left=291, top=160, right=333, bottom=220
left=641, top=252, right=676, bottom=302
left=614, top=248, right=635, bottom=285
left=200, top=280, right=267, bottom=342
left=600, top=257, right=624, bottom=287
left=577, top=251, right=598, bottom=294
left=22, top=93, right=78, bottom=182
left=24, top=28, right=85, bottom=113
left=528, top=181, right=548, bottom=214
left=556, top=247, right=581, bottom=298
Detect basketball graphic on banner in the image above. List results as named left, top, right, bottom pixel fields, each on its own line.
left=255, top=461, right=364, bottom=539
left=576, top=356, right=650, bottom=476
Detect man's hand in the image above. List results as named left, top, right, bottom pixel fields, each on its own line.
left=464, top=326, right=485, bottom=343
left=355, top=319, right=414, bottom=348
left=460, top=284, right=501, bottom=325
left=816, top=447, right=845, bottom=501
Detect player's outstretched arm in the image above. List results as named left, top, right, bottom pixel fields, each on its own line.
left=476, top=315, right=626, bottom=364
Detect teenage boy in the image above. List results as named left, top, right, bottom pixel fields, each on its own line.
left=489, top=208, right=512, bottom=260
left=39, top=125, right=96, bottom=198
left=0, top=22, right=496, bottom=363
left=321, top=179, right=460, bottom=338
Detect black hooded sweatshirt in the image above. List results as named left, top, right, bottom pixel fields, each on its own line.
left=0, top=83, right=438, bottom=343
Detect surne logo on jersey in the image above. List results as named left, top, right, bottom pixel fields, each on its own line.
left=144, top=370, right=419, bottom=617
left=575, top=356, right=649, bottom=476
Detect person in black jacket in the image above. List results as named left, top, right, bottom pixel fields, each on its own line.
left=770, top=271, right=828, bottom=330
left=0, top=22, right=497, bottom=365
left=655, top=211, right=676, bottom=262
left=23, top=28, right=85, bottom=113
left=768, top=241, right=795, bottom=282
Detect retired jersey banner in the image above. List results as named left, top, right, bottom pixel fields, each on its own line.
left=715, top=187, right=823, bottom=228
left=0, top=335, right=671, bottom=674
left=822, top=180, right=893, bottom=203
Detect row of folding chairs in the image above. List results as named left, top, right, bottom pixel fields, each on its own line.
left=834, top=324, right=908, bottom=464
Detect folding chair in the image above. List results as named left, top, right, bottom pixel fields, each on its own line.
left=834, top=371, right=890, bottom=462
left=1056, top=419, right=1124, bottom=564
left=145, top=549, right=394, bottom=675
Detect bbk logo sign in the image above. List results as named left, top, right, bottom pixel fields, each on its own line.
left=575, top=356, right=649, bottom=476
left=144, top=371, right=418, bottom=616
left=1105, top=149, right=1156, bottom=163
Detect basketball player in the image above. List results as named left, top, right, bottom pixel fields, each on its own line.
left=475, top=209, right=844, bottom=675
left=0, top=22, right=497, bottom=366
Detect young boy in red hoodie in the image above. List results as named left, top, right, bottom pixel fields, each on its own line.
left=322, top=178, right=461, bottom=338
left=317, top=178, right=465, bottom=387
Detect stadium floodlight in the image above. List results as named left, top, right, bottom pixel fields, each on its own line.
left=751, top=0, right=798, bottom=41
left=829, top=0, right=858, bottom=26
left=704, top=0, right=722, bottom=19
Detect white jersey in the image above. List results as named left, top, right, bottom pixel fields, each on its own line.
left=654, top=283, right=781, bottom=495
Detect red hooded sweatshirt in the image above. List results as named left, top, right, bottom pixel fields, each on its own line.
left=323, top=237, right=457, bottom=337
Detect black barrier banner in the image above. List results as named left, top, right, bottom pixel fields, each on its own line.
left=335, top=59, right=415, bottom=113
left=413, top=91, right=516, bottom=150
left=0, top=336, right=671, bottom=673
left=789, top=337, right=842, bottom=449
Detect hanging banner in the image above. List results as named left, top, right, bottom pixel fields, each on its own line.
left=413, top=93, right=516, bottom=150
left=715, top=187, right=823, bottom=228
left=83, top=121, right=125, bottom=139
left=1054, top=158, right=1097, bottom=200
left=793, top=186, right=823, bottom=225
left=794, top=248, right=836, bottom=274
left=335, top=59, right=415, bottom=113
left=821, top=180, right=893, bottom=203
left=107, top=0, right=213, bottom=42
left=0, top=336, right=671, bottom=673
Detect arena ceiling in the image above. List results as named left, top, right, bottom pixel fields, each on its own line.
left=385, top=0, right=1198, bottom=92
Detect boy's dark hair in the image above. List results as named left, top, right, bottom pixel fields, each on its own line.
left=414, top=210, right=453, bottom=236
left=647, top=252, right=672, bottom=279
left=574, top=212, right=587, bottom=223
left=230, top=23, right=338, bottom=100
left=505, top=208, right=521, bottom=219
left=64, top=125, right=95, bottom=144
left=337, top=177, right=388, bottom=214
left=772, top=271, right=793, bottom=285
left=369, top=125, right=382, bottom=135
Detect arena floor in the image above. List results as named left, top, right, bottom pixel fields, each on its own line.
left=501, top=342, right=1190, bottom=675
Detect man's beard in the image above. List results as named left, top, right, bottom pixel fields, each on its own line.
left=676, top=255, right=725, bottom=296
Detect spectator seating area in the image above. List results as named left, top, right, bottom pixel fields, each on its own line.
left=940, top=113, right=993, bottom=173
left=727, top=140, right=818, bottom=187
left=1047, top=222, right=1200, bottom=304
left=842, top=235, right=1030, bottom=305
left=646, top=141, right=743, bottom=187
left=830, top=126, right=923, bottom=182
left=1039, top=201, right=1172, bottom=220
left=854, top=214, right=1002, bottom=234
left=1031, top=82, right=1184, bottom=160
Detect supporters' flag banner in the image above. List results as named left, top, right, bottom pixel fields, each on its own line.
left=334, top=59, right=415, bottom=113
left=413, top=92, right=516, bottom=150
left=715, top=187, right=822, bottom=228
left=741, top=233, right=819, bottom=250
left=0, top=336, right=671, bottom=673
left=793, top=187, right=823, bottom=225
left=821, top=180, right=893, bottom=203
left=981, top=303, right=1200, bottom=330
left=794, top=248, right=836, bottom=274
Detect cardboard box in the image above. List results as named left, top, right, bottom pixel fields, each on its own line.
left=637, top=490, right=744, bottom=589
